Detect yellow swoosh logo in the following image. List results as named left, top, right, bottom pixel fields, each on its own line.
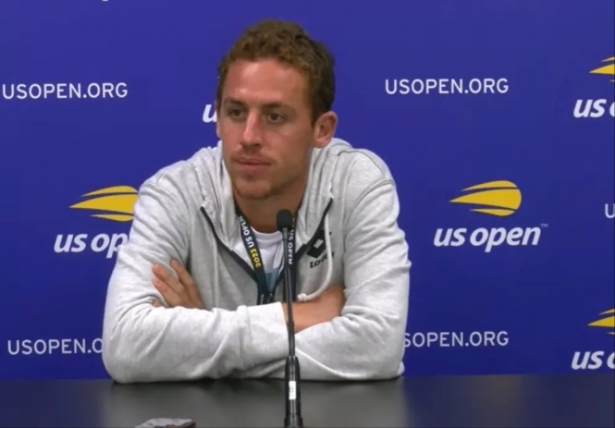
left=589, top=308, right=615, bottom=335
left=590, top=56, right=615, bottom=82
left=450, top=180, right=521, bottom=217
left=70, top=185, right=138, bottom=222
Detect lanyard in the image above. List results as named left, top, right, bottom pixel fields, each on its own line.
left=236, top=209, right=297, bottom=305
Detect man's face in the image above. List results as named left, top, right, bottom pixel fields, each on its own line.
left=216, top=59, right=335, bottom=201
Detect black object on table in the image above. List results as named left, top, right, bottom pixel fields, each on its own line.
left=0, top=373, right=613, bottom=427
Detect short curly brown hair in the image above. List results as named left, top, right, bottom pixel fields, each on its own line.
left=216, top=19, right=336, bottom=124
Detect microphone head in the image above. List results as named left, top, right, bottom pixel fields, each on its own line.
left=276, top=209, right=293, bottom=231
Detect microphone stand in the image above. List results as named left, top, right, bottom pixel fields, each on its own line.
left=279, top=211, right=303, bottom=428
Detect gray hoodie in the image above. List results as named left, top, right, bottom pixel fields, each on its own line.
left=101, top=137, right=411, bottom=383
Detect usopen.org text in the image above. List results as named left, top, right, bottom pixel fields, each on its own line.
left=2, top=82, right=128, bottom=100
left=7, top=338, right=102, bottom=356
left=405, top=331, right=509, bottom=348
left=385, top=77, right=509, bottom=95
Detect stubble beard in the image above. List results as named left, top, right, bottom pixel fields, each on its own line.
left=232, top=171, right=298, bottom=202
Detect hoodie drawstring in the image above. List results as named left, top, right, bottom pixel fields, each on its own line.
left=297, top=214, right=332, bottom=302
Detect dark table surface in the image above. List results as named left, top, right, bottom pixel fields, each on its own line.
left=0, top=373, right=613, bottom=427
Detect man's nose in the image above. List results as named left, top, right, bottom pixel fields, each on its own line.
left=240, top=112, right=263, bottom=147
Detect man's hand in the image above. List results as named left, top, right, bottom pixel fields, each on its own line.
left=151, top=260, right=204, bottom=309
left=284, top=285, right=345, bottom=332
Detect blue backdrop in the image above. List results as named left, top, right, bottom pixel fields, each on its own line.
left=1, top=0, right=613, bottom=379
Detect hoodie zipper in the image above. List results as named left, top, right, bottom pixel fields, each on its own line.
left=199, top=207, right=256, bottom=280
left=199, top=199, right=333, bottom=301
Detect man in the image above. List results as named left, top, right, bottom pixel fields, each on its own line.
left=101, top=19, right=411, bottom=383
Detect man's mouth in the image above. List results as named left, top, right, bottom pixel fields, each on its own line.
left=234, top=157, right=271, bottom=173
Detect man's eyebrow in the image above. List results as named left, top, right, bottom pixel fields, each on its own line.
left=222, top=98, right=294, bottom=111
left=222, top=98, right=244, bottom=107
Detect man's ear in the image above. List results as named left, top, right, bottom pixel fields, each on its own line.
left=312, top=111, right=338, bottom=148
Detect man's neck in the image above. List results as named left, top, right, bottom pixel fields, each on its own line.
left=234, top=177, right=306, bottom=233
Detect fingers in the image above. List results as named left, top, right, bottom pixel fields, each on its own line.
left=151, top=261, right=203, bottom=309
left=152, top=264, right=184, bottom=306
left=170, top=259, right=192, bottom=286
left=170, top=259, right=201, bottom=305
left=152, top=276, right=182, bottom=306
left=152, top=264, right=183, bottom=295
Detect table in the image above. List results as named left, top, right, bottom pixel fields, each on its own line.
left=0, top=373, right=613, bottom=427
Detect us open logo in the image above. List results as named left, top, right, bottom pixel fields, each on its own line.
left=433, top=180, right=548, bottom=253
left=53, top=185, right=137, bottom=258
left=571, top=308, right=614, bottom=371
left=573, top=55, right=614, bottom=119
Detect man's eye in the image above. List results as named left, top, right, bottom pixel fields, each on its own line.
left=268, top=113, right=285, bottom=123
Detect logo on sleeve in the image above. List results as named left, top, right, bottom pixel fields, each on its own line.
left=307, top=229, right=333, bottom=268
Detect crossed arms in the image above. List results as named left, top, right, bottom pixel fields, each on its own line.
left=101, top=173, right=410, bottom=383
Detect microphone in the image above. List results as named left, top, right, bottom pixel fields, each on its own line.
left=276, top=209, right=303, bottom=428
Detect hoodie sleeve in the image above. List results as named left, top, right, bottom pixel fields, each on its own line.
left=235, top=155, right=411, bottom=381
left=294, top=176, right=410, bottom=380
left=101, top=175, right=288, bottom=383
